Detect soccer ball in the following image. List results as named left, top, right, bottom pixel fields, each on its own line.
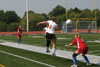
left=66, top=19, right=72, bottom=24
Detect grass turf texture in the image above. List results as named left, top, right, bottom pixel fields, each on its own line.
left=0, top=34, right=100, bottom=56
left=0, top=45, right=99, bottom=67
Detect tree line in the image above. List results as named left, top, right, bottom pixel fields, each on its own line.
left=0, top=5, right=100, bottom=32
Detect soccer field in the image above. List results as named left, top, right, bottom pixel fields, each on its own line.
left=0, top=33, right=100, bottom=56
left=0, top=34, right=100, bottom=67
left=0, top=45, right=99, bottom=67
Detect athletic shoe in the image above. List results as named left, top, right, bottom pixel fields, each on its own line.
left=71, top=65, right=78, bottom=67
left=87, top=63, right=91, bottom=65
left=46, top=50, right=50, bottom=53
left=52, top=53, right=56, bottom=56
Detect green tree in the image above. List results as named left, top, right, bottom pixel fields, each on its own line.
left=49, top=5, right=66, bottom=16
left=20, top=11, right=46, bottom=31
left=0, top=21, right=7, bottom=32
left=69, top=12, right=81, bottom=18
left=81, top=9, right=92, bottom=18
left=74, top=7, right=82, bottom=13
left=7, top=22, right=19, bottom=31
left=68, top=8, right=82, bottom=18
left=0, top=10, right=4, bottom=21
left=56, top=14, right=66, bottom=30
left=4, top=11, right=21, bottom=24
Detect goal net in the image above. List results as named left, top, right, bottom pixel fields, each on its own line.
left=62, top=20, right=97, bottom=33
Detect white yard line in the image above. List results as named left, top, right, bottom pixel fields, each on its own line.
left=87, top=40, right=100, bottom=43
left=0, top=41, right=100, bottom=65
left=57, top=38, right=72, bottom=40
left=0, top=50, right=55, bottom=67
left=29, top=36, right=44, bottom=38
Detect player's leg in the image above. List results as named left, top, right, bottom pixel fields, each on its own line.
left=19, top=33, right=22, bottom=43
left=71, top=50, right=79, bottom=67
left=82, top=54, right=91, bottom=65
left=51, top=34, right=56, bottom=56
left=18, top=37, right=21, bottom=43
left=52, top=39, right=56, bottom=55
left=17, top=34, right=20, bottom=43
left=17, top=33, right=21, bottom=44
left=19, top=37, right=21, bottom=43
left=82, top=48, right=91, bottom=65
left=18, top=38, right=20, bottom=43
left=45, top=33, right=51, bottom=53
left=46, top=39, right=51, bottom=53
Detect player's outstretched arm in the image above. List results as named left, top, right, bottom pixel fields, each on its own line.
left=73, top=45, right=77, bottom=48
left=65, top=43, right=73, bottom=47
left=36, top=21, right=48, bottom=26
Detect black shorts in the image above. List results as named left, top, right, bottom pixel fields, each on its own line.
left=46, top=33, right=56, bottom=40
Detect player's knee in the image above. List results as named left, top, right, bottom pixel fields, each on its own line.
left=72, top=53, right=78, bottom=57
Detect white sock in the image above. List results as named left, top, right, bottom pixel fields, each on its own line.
left=52, top=48, right=56, bottom=54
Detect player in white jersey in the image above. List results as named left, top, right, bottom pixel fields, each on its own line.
left=37, top=16, right=58, bottom=55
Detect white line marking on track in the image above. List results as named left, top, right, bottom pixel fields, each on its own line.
left=0, top=50, right=55, bottom=67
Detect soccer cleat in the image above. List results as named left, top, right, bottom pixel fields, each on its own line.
left=71, top=65, right=78, bottom=67
left=52, top=53, right=56, bottom=56
left=46, top=50, right=50, bottom=53
left=87, top=63, right=91, bottom=65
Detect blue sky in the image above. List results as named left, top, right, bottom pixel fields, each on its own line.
left=0, top=0, right=99, bottom=17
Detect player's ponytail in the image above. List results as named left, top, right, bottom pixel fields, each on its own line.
left=50, top=16, right=56, bottom=22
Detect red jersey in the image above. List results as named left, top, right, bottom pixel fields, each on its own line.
left=18, top=27, right=22, bottom=33
left=72, top=37, right=88, bottom=49
left=17, top=33, right=21, bottom=37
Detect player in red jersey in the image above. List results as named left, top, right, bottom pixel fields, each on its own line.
left=65, top=33, right=91, bottom=67
left=17, top=26, right=22, bottom=43
left=18, top=25, right=22, bottom=33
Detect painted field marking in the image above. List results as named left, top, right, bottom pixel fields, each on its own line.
left=0, top=50, right=55, bottom=67
left=87, top=40, right=100, bottom=43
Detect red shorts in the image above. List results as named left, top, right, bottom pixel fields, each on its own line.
left=77, top=47, right=88, bottom=54
left=17, top=33, right=21, bottom=38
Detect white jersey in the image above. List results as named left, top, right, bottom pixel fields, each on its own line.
left=44, top=27, right=48, bottom=33
left=46, top=20, right=58, bottom=34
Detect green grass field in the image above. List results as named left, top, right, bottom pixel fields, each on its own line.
left=0, top=33, right=100, bottom=56
left=0, top=33, right=100, bottom=67
left=0, top=45, right=99, bottom=67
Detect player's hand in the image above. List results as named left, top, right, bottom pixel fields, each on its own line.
left=65, top=45, right=69, bottom=47
left=73, top=46, right=77, bottom=48
left=36, top=23, right=40, bottom=26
